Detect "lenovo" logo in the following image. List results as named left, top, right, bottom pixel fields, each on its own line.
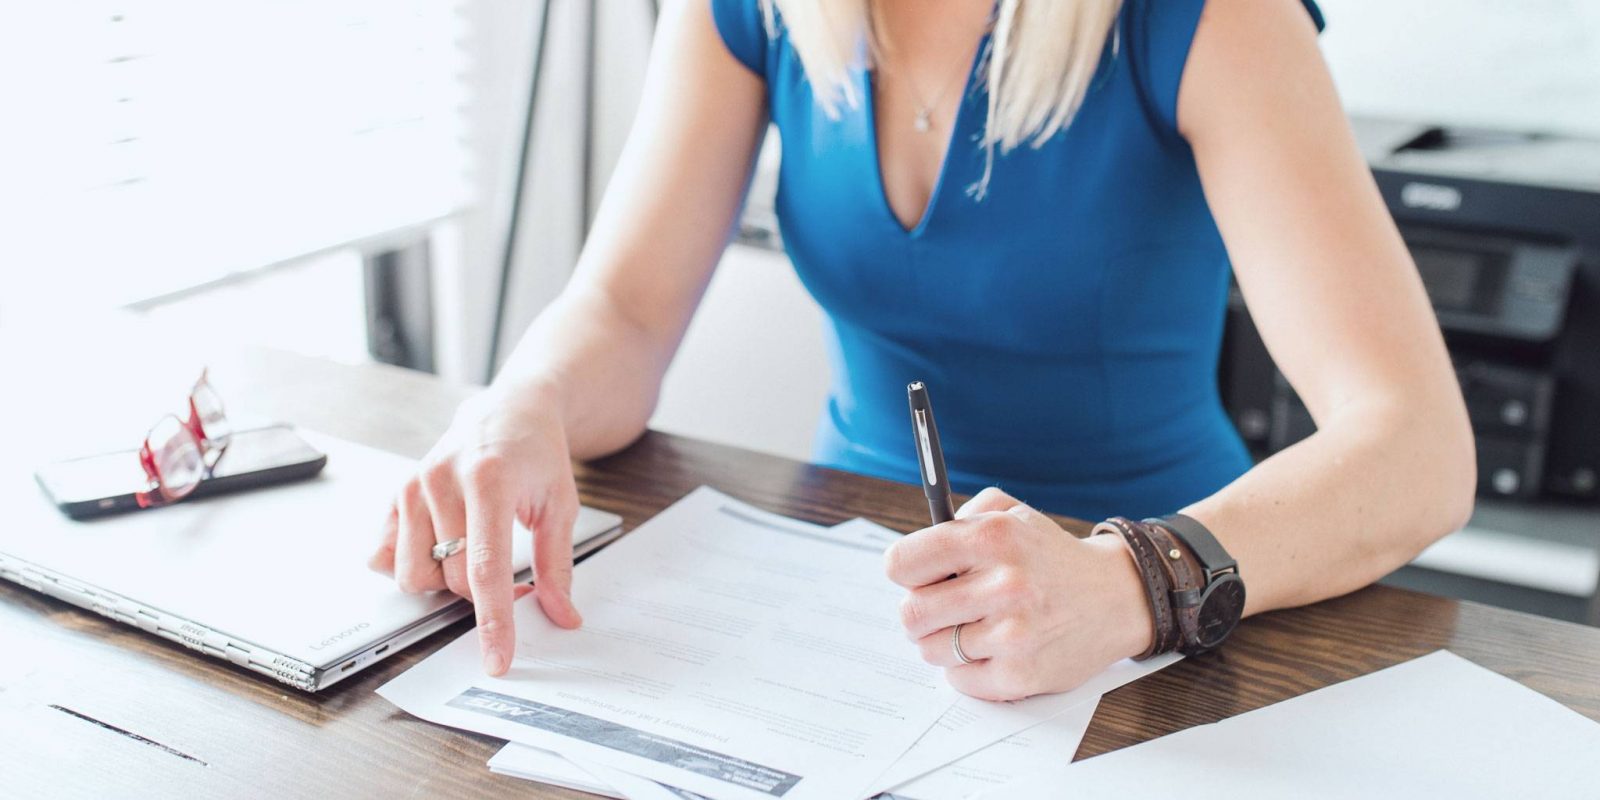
left=1401, top=182, right=1463, bottom=212
left=309, top=621, right=370, bottom=650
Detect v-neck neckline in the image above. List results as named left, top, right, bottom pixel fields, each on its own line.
left=863, top=34, right=989, bottom=239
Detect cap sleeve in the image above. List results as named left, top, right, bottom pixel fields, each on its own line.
left=1126, top=0, right=1325, bottom=136
left=710, top=0, right=770, bottom=78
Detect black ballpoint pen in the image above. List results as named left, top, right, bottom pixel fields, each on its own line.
left=907, top=381, right=956, bottom=524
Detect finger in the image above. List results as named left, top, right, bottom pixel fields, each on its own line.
left=513, top=583, right=535, bottom=602
left=393, top=482, right=446, bottom=594
left=942, top=658, right=1034, bottom=702
left=530, top=479, right=582, bottom=629
left=898, top=572, right=993, bottom=640
left=462, top=464, right=517, bottom=676
left=916, top=619, right=999, bottom=668
left=956, top=486, right=1021, bottom=519
left=368, top=500, right=400, bottom=574
left=422, top=467, right=472, bottom=600
left=884, top=520, right=988, bottom=588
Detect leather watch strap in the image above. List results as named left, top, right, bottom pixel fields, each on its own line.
left=1092, top=517, right=1179, bottom=660
left=1140, top=520, right=1207, bottom=649
left=1158, top=513, right=1237, bottom=577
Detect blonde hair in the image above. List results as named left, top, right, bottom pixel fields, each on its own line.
left=760, top=0, right=1124, bottom=196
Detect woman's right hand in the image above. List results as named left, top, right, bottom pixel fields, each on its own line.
left=368, top=384, right=583, bottom=676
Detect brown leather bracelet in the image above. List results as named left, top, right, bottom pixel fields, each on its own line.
left=1140, top=520, right=1207, bottom=650
left=1092, top=517, right=1179, bottom=660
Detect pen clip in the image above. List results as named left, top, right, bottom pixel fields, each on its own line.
left=914, top=408, right=938, bottom=487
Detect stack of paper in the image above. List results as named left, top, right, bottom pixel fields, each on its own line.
left=378, top=487, right=1178, bottom=799
left=487, top=699, right=1104, bottom=800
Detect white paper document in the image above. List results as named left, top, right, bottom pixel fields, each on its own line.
left=494, top=699, right=1101, bottom=800
left=485, top=515, right=1170, bottom=800
left=882, top=699, right=1100, bottom=800
left=867, top=648, right=1178, bottom=794
left=379, top=488, right=959, bottom=800
left=488, top=743, right=716, bottom=800
left=576, top=757, right=714, bottom=800
left=487, top=744, right=620, bottom=798
left=983, top=649, right=1600, bottom=799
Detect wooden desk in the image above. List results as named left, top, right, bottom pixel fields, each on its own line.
left=4, top=350, right=1599, bottom=799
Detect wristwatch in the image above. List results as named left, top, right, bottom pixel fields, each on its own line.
left=1144, top=514, right=1246, bottom=655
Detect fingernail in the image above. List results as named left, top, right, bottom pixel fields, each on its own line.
left=483, top=648, right=507, bottom=675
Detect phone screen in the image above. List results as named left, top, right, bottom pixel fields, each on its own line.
left=37, top=426, right=325, bottom=505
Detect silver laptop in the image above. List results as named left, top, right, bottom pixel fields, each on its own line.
left=0, top=430, right=623, bottom=691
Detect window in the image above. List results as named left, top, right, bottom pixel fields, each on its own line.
left=2, top=1, right=471, bottom=315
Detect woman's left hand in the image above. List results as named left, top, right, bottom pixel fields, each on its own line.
left=884, top=487, right=1154, bottom=701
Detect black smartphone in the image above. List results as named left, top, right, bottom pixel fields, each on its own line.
left=34, top=424, right=329, bottom=520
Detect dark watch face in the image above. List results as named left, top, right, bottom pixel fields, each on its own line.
left=1196, top=576, right=1247, bottom=649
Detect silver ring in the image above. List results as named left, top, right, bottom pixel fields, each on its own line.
left=431, top=537, right=466, bottom=561
left=952, top=623, right=975, bottom=665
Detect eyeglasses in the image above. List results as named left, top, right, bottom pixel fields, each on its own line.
left=136, top=369, right=233, bottom=508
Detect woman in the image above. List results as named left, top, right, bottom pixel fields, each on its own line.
left=370, top=0, right=1475, bottom=701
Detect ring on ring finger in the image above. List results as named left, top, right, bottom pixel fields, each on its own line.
left=431, top=537, right=466, bottom=561
left=952, top=623, right=976, bottom=665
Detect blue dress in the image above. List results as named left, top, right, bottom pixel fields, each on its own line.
left=710, top=0, right=1325, bottom=520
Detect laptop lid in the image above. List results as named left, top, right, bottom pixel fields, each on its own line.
left=0, top=430, right=621, bottom=683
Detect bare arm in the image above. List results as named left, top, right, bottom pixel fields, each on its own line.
left=372, top=0, right=767, bottom=676
left=491, top=0, right=768, bottom=459
left=1176, top=0, right=1476, bottom=615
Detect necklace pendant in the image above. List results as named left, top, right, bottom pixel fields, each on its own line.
left=913, top=109, right=932, bottom=133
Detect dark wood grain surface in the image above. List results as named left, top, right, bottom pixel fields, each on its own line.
left=3, top=347, right=1598, bottom=799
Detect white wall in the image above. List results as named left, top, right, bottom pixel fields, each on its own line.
left=650, top=245, right=829, bottom=462
left=1317, top=0, right=1600, bottom=136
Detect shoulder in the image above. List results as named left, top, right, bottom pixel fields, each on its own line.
left=1124, top=0, right=1323, bottom=47
left=1175, top=0, right=1330, bottom=141
left=1121, top=0, right=1324, bottom=134
left=708, top=0, right=773, bottom=78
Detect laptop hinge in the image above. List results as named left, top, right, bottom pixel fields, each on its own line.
left=0, top=554, right=320, bottom=691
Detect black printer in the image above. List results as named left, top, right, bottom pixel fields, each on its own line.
left=1221, top=117, right=1600, bottom=504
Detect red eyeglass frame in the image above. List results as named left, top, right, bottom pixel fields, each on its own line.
left=134, top=369, right=232, bottom=508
